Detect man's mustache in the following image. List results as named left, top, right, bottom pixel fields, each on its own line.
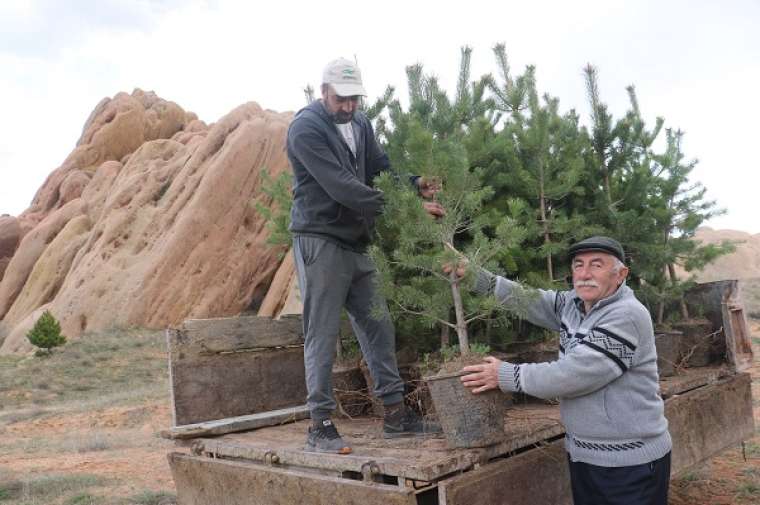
left=575, top=280, right=599, bottom=288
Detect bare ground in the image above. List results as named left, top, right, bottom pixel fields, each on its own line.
left=0, top=322, right=758, bottom=504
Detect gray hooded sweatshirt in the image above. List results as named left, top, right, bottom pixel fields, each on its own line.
left=474, top=271, right=672, bottom=467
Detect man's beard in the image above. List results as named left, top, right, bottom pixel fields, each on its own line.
left=331, top=111, right=354, bottom=124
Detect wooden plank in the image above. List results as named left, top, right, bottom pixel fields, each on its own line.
left=724, top=300, right=754, bottom=372
left=174, top=314, right=303, bottom=356
left=169, top=344, right=306, bottom=425
left=163, top=404, right=310, bottom=439
left=666, top=372, right=755, bottom=474
left=659, top=364, right=731, bottom=398
left=192, top=403, right=562, bottom=482
left=168, top=452, right=418, bottom=505
left=196, top=435, right=480, bottom=483
left=439, top=440, right=572, bottom=505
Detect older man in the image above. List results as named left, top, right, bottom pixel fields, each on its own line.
left=287, top=58, right=442, bottom=454
left=459, top=236, right=672, bottom=505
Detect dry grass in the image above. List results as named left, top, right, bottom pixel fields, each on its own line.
left=0, top=473, right=110, bottom=504
left=0, top=327, right=174, bottom=505
left=0, top=328, right=168, bottom=416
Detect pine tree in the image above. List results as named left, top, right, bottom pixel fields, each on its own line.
left=582, top=74, right=733, bottom=322
left=26, top=310, right=67, bottom=355
left=371, top=124, right=527, bottom=355
left=371, top=53, right=530, bottom=356
left=262, top=48, right=733, bottom=344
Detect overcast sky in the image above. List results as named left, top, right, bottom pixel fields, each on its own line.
left=1, top=0, right=758, bottom=233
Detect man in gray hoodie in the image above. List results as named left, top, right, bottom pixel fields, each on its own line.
left=458, top=236, right=671, bottom=505
left=288, top=58, right=443, bottom=454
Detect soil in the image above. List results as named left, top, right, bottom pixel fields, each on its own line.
left=1, top=321, right=758, bottom=504
left=0, top=401, right=176, bottom=503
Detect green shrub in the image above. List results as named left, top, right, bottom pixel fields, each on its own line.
left=26, top=311, right=67, bottom=355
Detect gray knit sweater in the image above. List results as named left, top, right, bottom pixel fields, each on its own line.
left=474, top=271, right=672, bottom=467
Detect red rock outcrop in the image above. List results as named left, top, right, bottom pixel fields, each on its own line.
left=683, top=227, right=760, bottom=282
left=257, top=250, right=301, bottom=318
left=0, top=215, right=21, bottom=279
left=0, top=90, right=292, bottom=354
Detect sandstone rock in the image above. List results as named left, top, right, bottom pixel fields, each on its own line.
left=1, top=304, right=50, bottom=355
left=80, top=160, right=123, bottom=222
left=676, top=227, right=760, bottom=282
left=0, top=199, right=86, bottom=320
left=258, top=249, right=302, bottom=318
left=22, top=89, right=192, bottom=223
left=0, top=216, right=21, bottom=280
left=1, top=98, right=294, bottom=354
left=2, top=215, right=91, bottom=330
left=59, top=170, right=92, bottom=205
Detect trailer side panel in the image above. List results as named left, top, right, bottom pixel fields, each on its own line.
left=169, top=453, right=418, bottom=505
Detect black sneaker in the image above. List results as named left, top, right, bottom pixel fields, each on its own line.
left=304, top=419, right=352, bottom=454
left=383, top=406, right=442, bottom=439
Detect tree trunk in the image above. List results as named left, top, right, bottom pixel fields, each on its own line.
left=440, top=322, right=450, bottom=348
left=657, top=297, right=665, bottom=325
left=601, top=159, right=612, bottom=204
left=449, top=272, right=469, bottom=354
left=667, top=262, right=689, bottom=320
left=539, top=162, right=554, bottom=281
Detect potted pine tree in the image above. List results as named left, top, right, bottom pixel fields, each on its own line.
left=370, top=117, right=530, bottom=448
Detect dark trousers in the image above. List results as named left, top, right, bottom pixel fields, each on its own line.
left=568, top=452, right=671, bottom=505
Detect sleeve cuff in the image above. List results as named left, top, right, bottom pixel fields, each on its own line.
left=498, top=361, right=523, bottom=393
left=472, top=268, right=497, bottom=296
left=409, top=175, right=421, bottom=191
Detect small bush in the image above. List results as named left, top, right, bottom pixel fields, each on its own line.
left=26, top=311, right=67, bottom=354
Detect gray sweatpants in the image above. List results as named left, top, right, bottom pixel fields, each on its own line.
left=293, top=235, right=405, bottom=420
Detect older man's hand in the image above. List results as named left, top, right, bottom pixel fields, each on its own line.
left=417, top=176, right=441, bottom=199
left=442, top=242, right=468, bottom=280
left=461, top=356, right=503, bottom=393
left=423, top=201, right=445, bottom=218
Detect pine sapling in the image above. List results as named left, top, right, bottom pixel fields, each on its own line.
left=26, top=310, right=67, bottom=355
left=370, top=119, right=529, bottom=360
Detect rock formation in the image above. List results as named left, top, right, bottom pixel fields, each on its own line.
left=0, top=89, right=292, bottom=354
left=682, top=227, right=760, bottom=282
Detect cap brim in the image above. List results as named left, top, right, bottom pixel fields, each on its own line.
left=568, top=246, right=624, bottom=262
left=331, top=82, right=367, bottom=97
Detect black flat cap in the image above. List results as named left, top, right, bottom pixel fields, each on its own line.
left=568, top=236, right=625, bottom=263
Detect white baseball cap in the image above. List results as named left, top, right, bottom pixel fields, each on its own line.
left=322, top=58, right=367, bottom=97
